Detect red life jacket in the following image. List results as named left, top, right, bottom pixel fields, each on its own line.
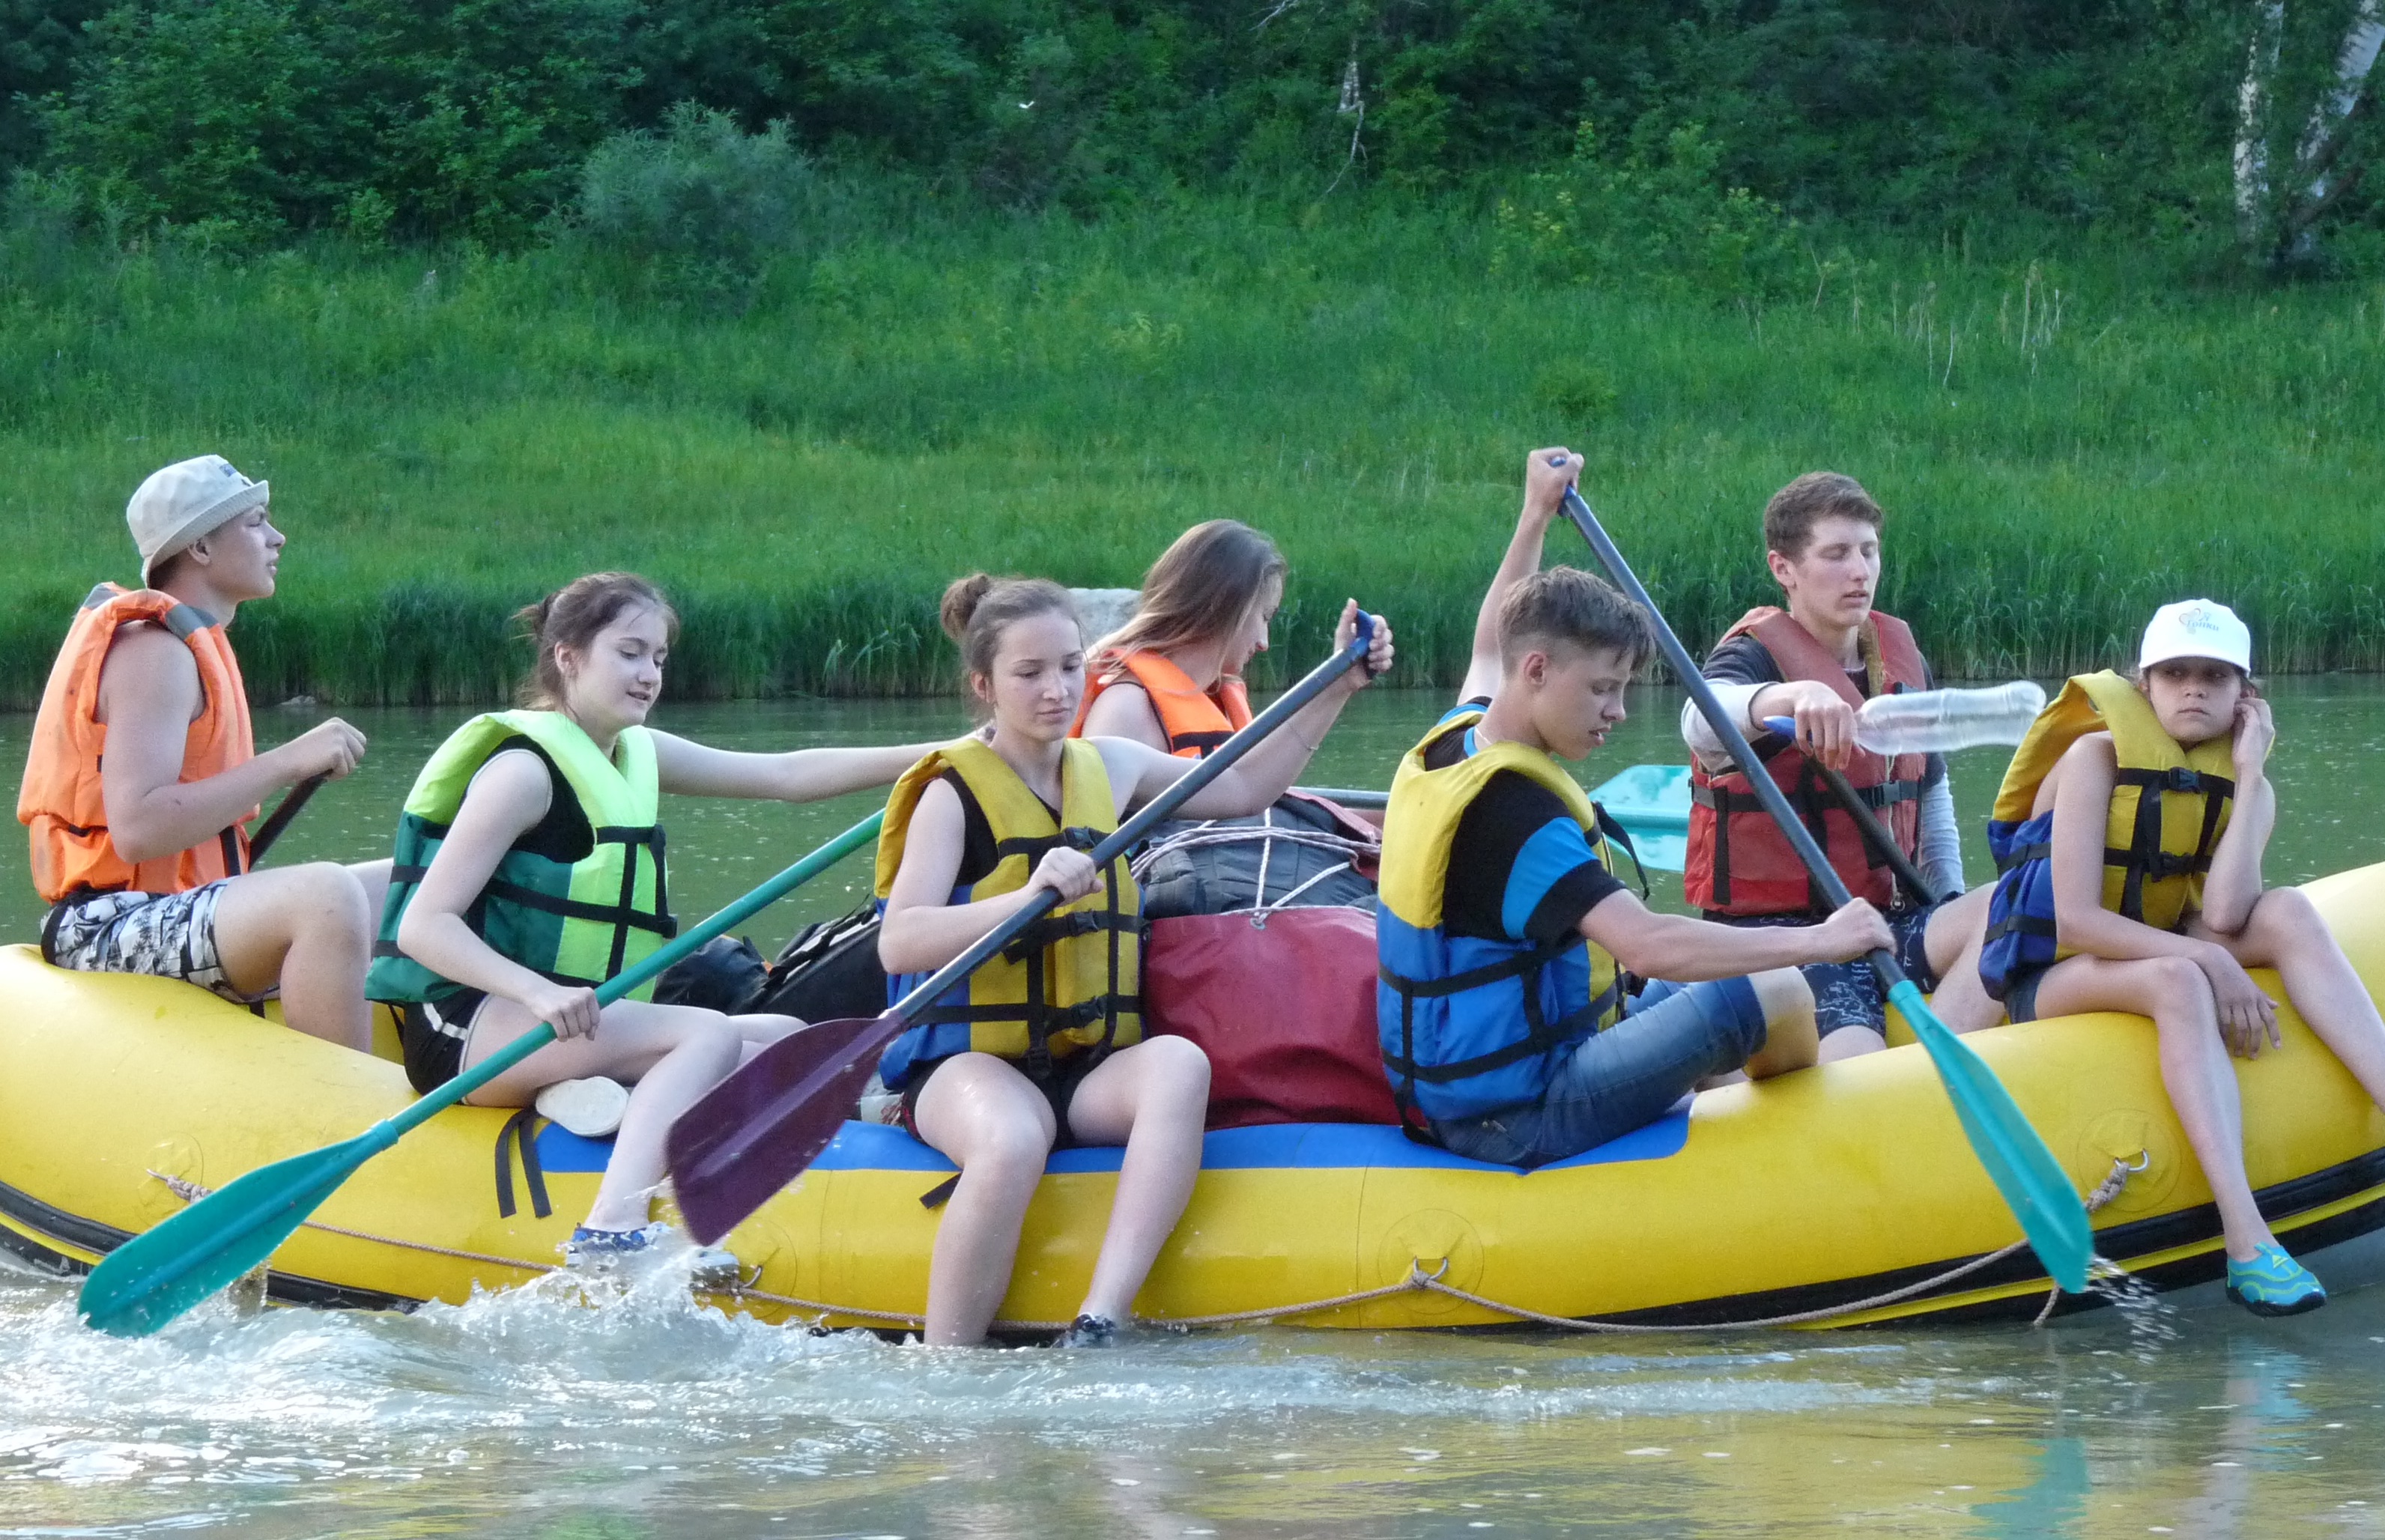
left=1070, top=649, right=1252, bottom=759
left=18, top=583, right=256, bottom=903
left=1684, top=607, right=1929, bottom=917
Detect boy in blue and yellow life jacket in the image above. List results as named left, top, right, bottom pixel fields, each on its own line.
left=1375, top=449, right=1893, bottom=1167
left=1975, top=599, right=2385, bottom=1318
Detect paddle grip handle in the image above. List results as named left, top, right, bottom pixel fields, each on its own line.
left=1759, top=717, right=1953, bottom=908
left=386, top=810, right=887, bottom=1138
left=245, top=774, right=327, bottom=865
left=888, top=614, right=1378, bottom=1022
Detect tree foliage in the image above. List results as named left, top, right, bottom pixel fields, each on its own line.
left=8, top=0, right=2381, bottom=268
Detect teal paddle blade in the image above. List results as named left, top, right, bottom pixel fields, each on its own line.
left=1888, top=981, right=2093, bottom=1293
left=79, top=1125, right=398, bottom=1337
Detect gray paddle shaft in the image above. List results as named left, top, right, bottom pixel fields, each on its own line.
left=1553, top=480, right=1903, bottom=984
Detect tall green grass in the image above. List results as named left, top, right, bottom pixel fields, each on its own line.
left=4, top=201, right=2382, bottom=709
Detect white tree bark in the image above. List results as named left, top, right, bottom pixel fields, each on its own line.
left=2237, top=1, right=2384, bottom=259
left=2236, top=1, right=2285, bottom=243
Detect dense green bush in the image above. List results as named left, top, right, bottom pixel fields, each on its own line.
left=578, top=105, right=817, bottom=272
left=1494, top=118, right=1803, bottom=300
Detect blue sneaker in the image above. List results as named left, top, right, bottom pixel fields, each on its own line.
left=2225, top=1244, right=2327, bottom=1318
left=566, top=1222, right=741, bottom=1287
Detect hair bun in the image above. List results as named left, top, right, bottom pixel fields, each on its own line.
left=939, top=573, right=996, bottom=643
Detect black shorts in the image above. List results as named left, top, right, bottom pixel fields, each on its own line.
left=2002, top=964, right=2052, bottom=1025
left=1702, top=903, right=1942, bottom=1037
left=395, top=988, right=489, bottom=1095
left=898, top=1049, right=1106, bottom=1151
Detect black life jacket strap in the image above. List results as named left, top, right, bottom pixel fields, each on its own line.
left=493, top=1107, right=554, bottom=1220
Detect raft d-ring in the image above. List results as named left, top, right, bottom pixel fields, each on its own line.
left=2123, top=1148, right=2151, bottom=1173
left=1405, top=1257, right=1454, bottom=1286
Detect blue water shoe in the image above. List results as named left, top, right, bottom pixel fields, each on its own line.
left=2225, top=1244, right=2326, bottom=1318
left=566, top=1222, right=741, bottom=1288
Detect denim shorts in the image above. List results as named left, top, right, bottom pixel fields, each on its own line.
left=1705, top=903, right=1940, bottom=1037
left=40, top=881, right=267, bottom=1004
left=1428, top=975, right=1769, bottom=1168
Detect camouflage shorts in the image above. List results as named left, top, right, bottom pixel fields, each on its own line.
left=40, top=881, right=268, bottom=1004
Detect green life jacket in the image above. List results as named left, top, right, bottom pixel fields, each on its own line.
left=366, top=711, right=676, bottom=1004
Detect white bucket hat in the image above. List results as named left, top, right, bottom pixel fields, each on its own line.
left=2139, top=598, right=2252, bottom=674
left=127, top=455, right=270, bottom=587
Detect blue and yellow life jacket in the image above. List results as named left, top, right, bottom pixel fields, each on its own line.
left=367, top=712, right=675, bottom=1005
left=874, top=737, right=1142, bottom=1090
left=1978, top=671, right=2235, bottom=999
left=1377, top=712, right=1626, bottom=1127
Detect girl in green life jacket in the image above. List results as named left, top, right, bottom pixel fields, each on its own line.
left=370, top=572, right=951, bottom=1269
left=1978, top=600, right=2385, bottom=1317
left=877, top=575, right=1394, bottom=1346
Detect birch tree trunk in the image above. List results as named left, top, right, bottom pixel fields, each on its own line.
left=2237, top=0, right=2385, bottom=265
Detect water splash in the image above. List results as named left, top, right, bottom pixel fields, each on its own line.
left=2083, top=1252, right=2181, bottom=1356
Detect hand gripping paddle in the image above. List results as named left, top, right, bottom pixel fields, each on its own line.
left=1552, top=470, right=2091, bottom=1293
left=77, top=812, right=888, bottom=1337
left=666, top=613, right=1382, bottom=1246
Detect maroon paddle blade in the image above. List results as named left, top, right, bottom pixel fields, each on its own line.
left=667, top=1013, right=903, bottom=1245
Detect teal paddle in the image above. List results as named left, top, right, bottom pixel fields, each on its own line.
left=1552, top=472, right=2092, bottom=1293
left=78, top=811, right=887, bottom=1337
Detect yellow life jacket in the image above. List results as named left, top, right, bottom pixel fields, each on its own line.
left=873, top=736, right=1142, bottom=1086
left=1377, top=711, right=1625, bottom=1125
left=1978, top=672, right=2236, bottom=990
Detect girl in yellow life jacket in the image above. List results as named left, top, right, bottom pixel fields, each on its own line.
left=879, top=574, right=1394, bottom=1347
left=1071, top=520, right=1285, bottom=757
left=1982, top=600, right=2385, bottom=1318
left=375, top=573, right=951, bottom=1270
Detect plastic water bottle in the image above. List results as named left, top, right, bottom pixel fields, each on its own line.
left=1853, top=681, right=2047, bottom=755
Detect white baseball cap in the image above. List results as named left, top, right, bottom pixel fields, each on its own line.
left=2139, top=598, right=2252, bottom=673
left=127, top=455, right=270, bottom=587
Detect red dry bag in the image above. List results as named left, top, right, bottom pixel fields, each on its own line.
left=1142, top=906, right=1400, bottom=1129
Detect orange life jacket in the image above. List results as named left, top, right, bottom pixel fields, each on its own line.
left=1685, top=607, right=1930, bottom=917
left=1070, top=649, right=1252, bottom=759
left=17, top=583, right=256, bottom=903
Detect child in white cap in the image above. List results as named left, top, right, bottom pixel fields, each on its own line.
left=15, top=455, right=384, bottom=1050
left=1975, top=599, right=2385, bottom=1316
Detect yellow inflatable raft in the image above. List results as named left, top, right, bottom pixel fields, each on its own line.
left=5, top=864, right=2384, bottom=1333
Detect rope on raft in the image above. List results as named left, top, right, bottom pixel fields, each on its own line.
left=154, top=1155, right=2140, bottom=1336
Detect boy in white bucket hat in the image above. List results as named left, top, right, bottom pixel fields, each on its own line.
left=1973, top=598, right=2385, bottom=1318
left=15, top=455, right=384, bottom=1050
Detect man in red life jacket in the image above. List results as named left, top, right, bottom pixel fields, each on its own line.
left=1679, top=473, right=2001, bottom=1056
left=16, top=456, right=382, bottom=1050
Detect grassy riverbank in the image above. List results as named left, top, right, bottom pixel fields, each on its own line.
left=4, top=201, right=2382, bottom=707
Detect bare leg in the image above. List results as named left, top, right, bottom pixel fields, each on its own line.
left=211, top=862, right=373, bottom=1052
left=459, top=996, right=748, bottom=1232
left=911, top=1054, right=1057, bottom=1345
left=1064, top=1037, right=1211, bottom=1324
left=1819, top=1025, right=1887, bottom=1062
left=346, top=858, right=392, bottom=930
left=1922, top=885, right=2004, bottom=1034
left=1742, top=968, right=1819, bottom=1080
left=2194, top=887, right=2385, bottom=1106
left=2031, top=954, right=2277, bottom=1261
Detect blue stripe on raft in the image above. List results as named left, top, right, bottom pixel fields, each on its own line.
left=799, top=1107, right=1692, bottom=1177
left=533, top=1124, right=617, bottom=1173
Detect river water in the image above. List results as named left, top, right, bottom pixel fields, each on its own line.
left=5, top=680, right=2385, bottom=1536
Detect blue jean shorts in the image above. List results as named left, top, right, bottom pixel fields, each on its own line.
left=1707, top=903, right=1939, bottom=1037
left=1429, top=975, right=1768, bottom=1168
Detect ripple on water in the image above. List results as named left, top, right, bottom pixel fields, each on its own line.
left=7, top=1254, right=2385, bottom=1536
